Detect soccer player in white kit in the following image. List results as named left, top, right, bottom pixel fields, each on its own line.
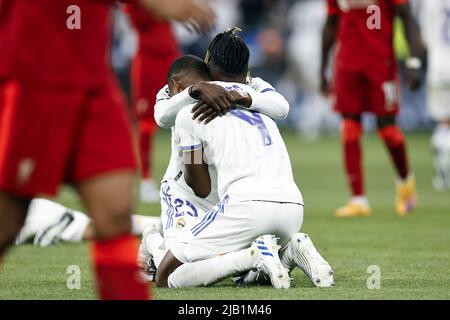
left=141, top=30, right=292, bottom=271
left=152, top=65, right=332, bottom=291
left=419, top=0, right=450, bottom=190
left=156, top=67, right=333, bottom=289
left=162, top=82, right=304, bottom=289
left=154, top=70, right=287, bottom=242
left=143, top=30, right=333, bottom=288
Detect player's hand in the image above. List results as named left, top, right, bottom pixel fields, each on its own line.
left=190, top=82, right=233, bottom=118
left=404, top=67, right=422, bottom=91
left=227, top=91, right=252, bottom=108
left=139, top=0, right=215, bottom=34
left=191, top=102, right=221, bottom=124
left=191, top=90, right=249, bottom=124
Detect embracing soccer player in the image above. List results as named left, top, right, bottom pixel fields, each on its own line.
left=320, top=0, right=426, bottom=217
left=140, top=29, right=334, bottom=288
left=140, top=29, right=294, bottom=277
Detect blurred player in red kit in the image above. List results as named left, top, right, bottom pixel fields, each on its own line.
left=320, top=0, right=425, bottom=217
left=125, top=3, right=181, bottom=202
left=0, top=0, right=214, bottom=299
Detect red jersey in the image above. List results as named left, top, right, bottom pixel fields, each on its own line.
left=124, top=3, right=179, bottom=55
left=327, top=0, right=408, bottom=71
left=0, top=0, right=119, bottom=89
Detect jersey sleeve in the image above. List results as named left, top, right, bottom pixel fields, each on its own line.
left=175, top=107, right=202, bottom=152
left=246, top=77, right=289, bottom=119
left=154, top=85, right=197, bottom=129
left=327, top=0, right=339, bottom=16
left=247, top=76, right=276, bottom=93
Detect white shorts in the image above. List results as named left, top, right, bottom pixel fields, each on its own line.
left=170, top=196, right=304, bottom=263
left=428, top=87, right=450, bottom=121
left=160, top=179, right=213, bottom=240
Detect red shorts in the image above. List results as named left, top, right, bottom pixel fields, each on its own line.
left=130, top=50, right=179, bottom=134
left=332, top=65, right=400, bottom=116
left=0, top=78, right=137, bottom=198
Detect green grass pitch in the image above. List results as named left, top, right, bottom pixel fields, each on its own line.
left=1, top=131, right=449, bottom=299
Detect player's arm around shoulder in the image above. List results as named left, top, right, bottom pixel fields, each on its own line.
left=174, top=107, right=211, bottom=198
left=154, top=85, right=197, bottom=129
left=245, top=77, right=289, bottom=120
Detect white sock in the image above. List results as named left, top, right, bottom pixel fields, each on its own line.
left=131, top=215, right=161, bottom=236
left=60, top=210, right=90, bottom=242
left=168, top=248, right=256, bottom=288
left=351, top=196, right=369, bottom=206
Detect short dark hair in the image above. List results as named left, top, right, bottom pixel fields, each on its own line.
left=167, top=55, right=209, bottom=82
left=205, top=27, right=250, bottom=77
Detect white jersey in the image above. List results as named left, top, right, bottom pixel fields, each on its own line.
left=419, top=0, right=450, bottom=87
left=154, top=77, right=288, bottom=129
left=174, top=82, right=303, bottom=204
left=154, top=77, right=290, bottom=201
left=155, top=85, right=219, bottom=209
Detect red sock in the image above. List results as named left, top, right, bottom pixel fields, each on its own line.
left=378, top=125, right=409, bottom=180
left=91, top=234, right=150, bottom=300
left=342, top=119, right=364, bottom=196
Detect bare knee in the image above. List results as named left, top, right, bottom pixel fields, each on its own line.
left=155, top=268, right=169, bottom=288
left=77, top=170, right=136, bottom=241
left=89, top=202, right=133, bottom=240
left=156, top=250, right=183, bottom=288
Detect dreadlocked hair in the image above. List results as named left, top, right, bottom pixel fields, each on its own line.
left=205, top=27, right=250, bottom=76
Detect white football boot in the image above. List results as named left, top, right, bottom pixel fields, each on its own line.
left=285, top=233, right=334, bottom=287
left=251, top=235, right=291, bottom=289
left=233, top=270, right=271, bottom=287
left=33, top=211, right=75, bottom=247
